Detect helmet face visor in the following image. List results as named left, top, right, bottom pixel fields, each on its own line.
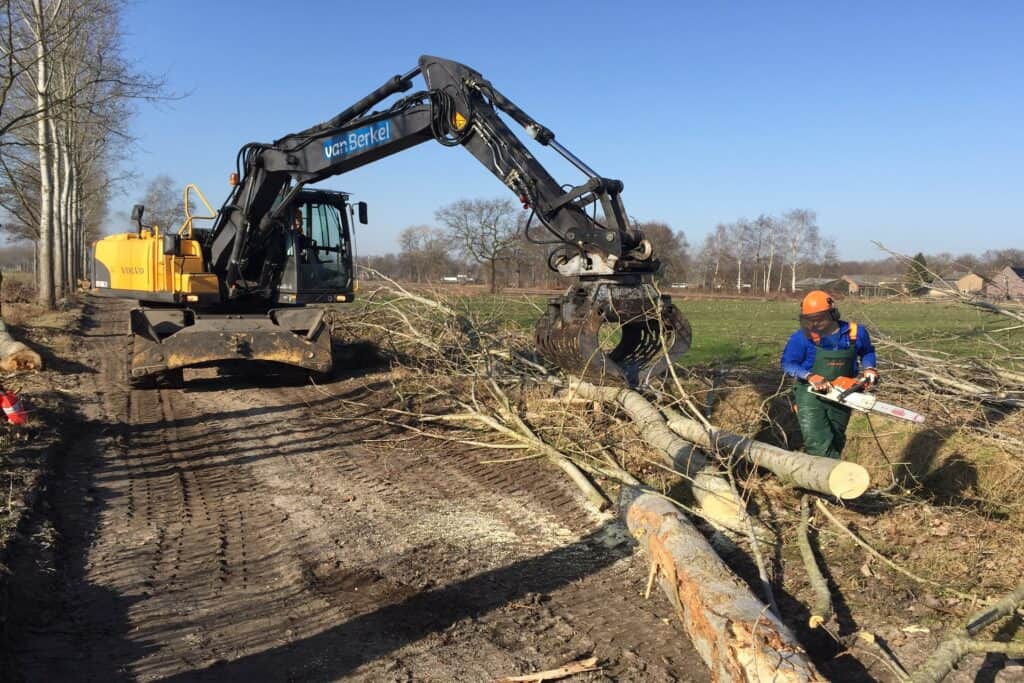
left=800, top=310, right=839, bottom=337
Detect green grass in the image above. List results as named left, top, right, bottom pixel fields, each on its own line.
left=454, top=293, right=1024, bottom=370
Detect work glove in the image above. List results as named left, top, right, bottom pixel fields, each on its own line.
left=858, top=367, right=879, bottom=389
left=806, top=373, right=831, bottom=392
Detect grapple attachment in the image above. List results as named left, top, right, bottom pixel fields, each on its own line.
left=535, top=281, right=692, bottom=387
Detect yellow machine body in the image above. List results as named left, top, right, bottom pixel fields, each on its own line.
left=89, top=184, right=338, bottom=388
left=91, top=229, right=220, bottom=304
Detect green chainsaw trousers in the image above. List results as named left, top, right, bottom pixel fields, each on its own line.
left=793, top=383, right=852, bottom=459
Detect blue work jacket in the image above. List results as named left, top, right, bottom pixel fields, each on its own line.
left=780, top=321, right=877, bottom=380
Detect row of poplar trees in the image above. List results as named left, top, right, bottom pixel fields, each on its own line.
left=0, top=0, right=163, bottom=308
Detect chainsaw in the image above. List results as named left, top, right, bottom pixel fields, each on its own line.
left=812, top=377, right=925, bottom=424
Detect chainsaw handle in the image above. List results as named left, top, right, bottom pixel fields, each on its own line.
left=837, top=380, right=868, bottom=402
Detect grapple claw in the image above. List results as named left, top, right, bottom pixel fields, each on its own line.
left=535, top=281, right=692, bottom=387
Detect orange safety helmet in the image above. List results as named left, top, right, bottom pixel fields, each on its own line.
left=800, top=290, right=835, bottom=315
left=799, top=290, right=840, bottom=337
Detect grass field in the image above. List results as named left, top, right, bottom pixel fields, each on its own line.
left=453, top=292, right=1024, bottom=370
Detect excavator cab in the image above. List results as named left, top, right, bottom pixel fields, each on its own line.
left=277, top=189, right=361, bottom=305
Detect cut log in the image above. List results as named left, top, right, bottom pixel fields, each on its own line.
left=570, top=381, right=750, bottom=532
left=662, top=408, right=870, bottom=499
left=0, top=320, right=42, bottom=371
left=624, top=491, right=825, bottom=682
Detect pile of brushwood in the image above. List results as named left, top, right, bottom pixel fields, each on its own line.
left=328, top=275, right=1024, bottom=682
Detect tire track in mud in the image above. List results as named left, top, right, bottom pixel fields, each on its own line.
left=4, top=299, right=708, bottom=682
left=182, top=375, right=708, bottom=681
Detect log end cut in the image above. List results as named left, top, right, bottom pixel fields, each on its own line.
left=827, top=461, right=870, bottom=499
left=0, top=348, right=43, bottom=372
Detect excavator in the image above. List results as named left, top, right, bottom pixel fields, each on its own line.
left=90, top=55, right=692, bottom=388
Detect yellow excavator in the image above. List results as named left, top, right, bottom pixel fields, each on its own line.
left=91, top=55, right=691, bottom=388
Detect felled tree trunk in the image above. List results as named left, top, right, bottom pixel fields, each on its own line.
left=662, top=409, right=870, bottom=499
left=0, top=320, right=43, bottom=371
left=625, top=491, right=825, bottom=682
left=571, top=381, right=750, bottom=531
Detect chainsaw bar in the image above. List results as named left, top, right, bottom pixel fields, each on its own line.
left=535, top=280, right=691, bottom=387
left=817, top=386, right=926, bottom=424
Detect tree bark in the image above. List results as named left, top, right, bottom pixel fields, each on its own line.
left=624, top=492, right=825, bottom=682
left=661, top=409, right=870, bottom=499
left=50, top=126, right=66, bottom=297
left=32, top=0, right=54, bottom=308
left=60, top=139, right=74, bottom=289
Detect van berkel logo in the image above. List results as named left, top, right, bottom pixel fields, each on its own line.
left=323, top=120, right=392, bottom=161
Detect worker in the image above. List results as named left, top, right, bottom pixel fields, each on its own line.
left=781, top=290, right=879, bottom=458
left=289, top=208, right=308, bottom=261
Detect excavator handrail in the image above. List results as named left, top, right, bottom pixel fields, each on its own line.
left=178, top=183, right=218, bottom=239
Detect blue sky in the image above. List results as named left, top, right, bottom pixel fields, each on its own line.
left=115, top=1, right=1022, bottom=260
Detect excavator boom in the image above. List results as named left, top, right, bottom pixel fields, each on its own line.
left=207, top=55, right=691, bottom=386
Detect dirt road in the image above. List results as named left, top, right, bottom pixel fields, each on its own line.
left=2, top=299, right=708, bottom=682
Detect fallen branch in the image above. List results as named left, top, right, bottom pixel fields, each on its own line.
left=421, top=409, right=610, bottom=512
left=911, top=586, right=1024, bottom=683
left=797, top=495, right=832, bottom=629
left=495, top=656, right=600, bottom=682
left=625, top=491, right=825, bottom=682
left=814, top=500, right=978, bottom=602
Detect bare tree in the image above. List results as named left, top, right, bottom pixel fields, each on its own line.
left=694, top=224, right=728, bottom=290
left=726, top=219, right=754, bottom=293
left=751, top=214, right=780, bottom=293
left=398, top=224, right=453, bottom=283
left=2, top=0, right=168, bottom=306
left=139, top=175, right=193, bottom=233
left=635, top=220, right=689, bottom=284
left=817, top=236, right=838, bottom=278
left=782, top=209, right=820, bottom=292
left=435, top=198, right=521, bottom=294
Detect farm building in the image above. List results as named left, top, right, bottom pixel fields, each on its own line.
left=793, top=277, right=836, bottom=292
left=836, top=274, right=903, bottom=297
left=986, top=265, right=1024, bottom=300
left=954, top=271, right=986, bottom=294
left=916, top=271, right=987, bottom=297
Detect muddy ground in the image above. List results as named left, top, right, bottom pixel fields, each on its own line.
left=0, top=298, right=710, bottom=682
left=3, top=295, right=1023, bottom=682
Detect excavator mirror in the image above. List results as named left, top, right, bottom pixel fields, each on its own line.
left=357, top=201, right=368, bottom=225
left=131, top=204, right=145, bottom=234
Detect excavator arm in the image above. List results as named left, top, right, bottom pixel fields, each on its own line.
left=207, top=55, right=691, bottom=386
